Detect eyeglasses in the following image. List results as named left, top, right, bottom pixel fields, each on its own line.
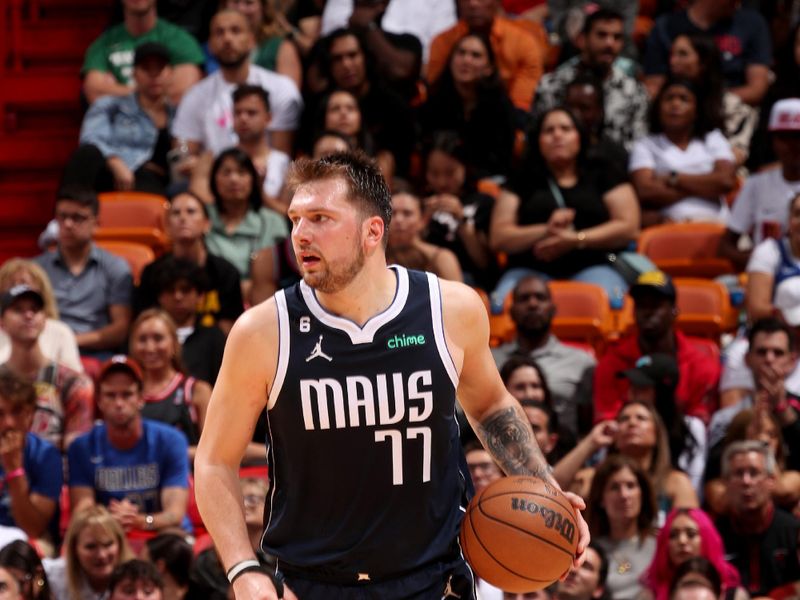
left=55, top=211, right=92, bottom=225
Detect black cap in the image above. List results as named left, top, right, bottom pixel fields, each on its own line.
left=134, top=42, right=171, bottom=66
left=0, top=285, right=44, bottom=314
left=618, top=353, right=679, bottom=389
left=630, top=270, right=676, bottom=302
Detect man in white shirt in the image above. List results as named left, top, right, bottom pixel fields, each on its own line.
left=719, top=98, right=800, bottom=271
left=171, top=10, right=303, bottom=157
left=320, top=0, right=456, bottom=63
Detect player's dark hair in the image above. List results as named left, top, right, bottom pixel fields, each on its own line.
left=287, top=151, right=393, bottom=247
left=233, top=84, right=270, bottom=112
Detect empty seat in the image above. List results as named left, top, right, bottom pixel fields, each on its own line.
left=95, top=240, right=155, bottom=285
left=548, top=281, right=615, bottom=353
left=674, top=277, right=738, bottom=339
left=637, top=223, right=735, bottom=278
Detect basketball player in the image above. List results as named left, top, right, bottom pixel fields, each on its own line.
left=194, top=153, right=590, bottom=599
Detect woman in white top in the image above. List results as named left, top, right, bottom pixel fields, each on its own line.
left=43, top=506, right=134, bottom=600
left=746, top=192, right=800, bottom=324
left=0, top=259, right=82, bottom=372
left=630, top=77, right=736, bottom=226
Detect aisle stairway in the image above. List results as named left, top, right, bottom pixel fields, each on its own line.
left=0, top=0, right=109, bottom=262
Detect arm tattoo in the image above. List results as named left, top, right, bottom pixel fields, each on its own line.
left=477, top=406, right=551, bottom=481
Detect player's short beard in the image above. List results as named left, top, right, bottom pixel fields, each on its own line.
left=303, top=244, right=365, bottom=294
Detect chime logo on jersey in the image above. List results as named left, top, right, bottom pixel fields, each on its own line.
left=386, top=333, right=426, bottom=349
left=299, top=370, right=433, bottom=430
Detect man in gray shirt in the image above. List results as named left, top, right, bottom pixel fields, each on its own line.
left=35, top=187, right=133, bottom=358
left=492, top=275, right=596, bottom=436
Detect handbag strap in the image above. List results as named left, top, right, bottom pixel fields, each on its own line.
left=547, top=178, right=566, bottom=209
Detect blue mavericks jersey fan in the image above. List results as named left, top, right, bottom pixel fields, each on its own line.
left=262, top=266, right=471, bottom=578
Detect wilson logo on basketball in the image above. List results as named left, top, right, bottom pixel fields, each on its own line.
left=510, top=497, right=576, bottom=545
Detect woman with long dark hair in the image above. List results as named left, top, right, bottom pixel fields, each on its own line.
left=490, top=106, right=639, bottom=311
left=586, top=455, right=658, bottom=600
left=668, top=33, right=756, bottom=166
left=630, top=77, right=736, bottom=225
left=205, top=148, right=288, bottom=285
left=419, top=31, right=516, bottom=179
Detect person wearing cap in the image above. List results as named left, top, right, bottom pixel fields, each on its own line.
left=81, top=0, right=203, bottom=105
left=0, top=285, right=93, bottom=451
left=34, top=187, right=133, bottom=357
left=593, top=270, right=721, bottom=424
left=68, top=42, right=176, bottom=196
left=719, top=98, right=800, bottom=272
left=618, top=354, right=707, bottom=492
left=0, top=370, right=63, bottom=547
left=67, top=356, right=189, bottom=540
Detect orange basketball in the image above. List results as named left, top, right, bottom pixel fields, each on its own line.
left=460, top=476, right=579, bottom=593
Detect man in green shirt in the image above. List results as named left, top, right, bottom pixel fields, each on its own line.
left=82, top=0, right=205, bottom=105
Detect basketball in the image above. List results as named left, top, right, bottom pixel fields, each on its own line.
left=460, top=476, right=579, bottom=593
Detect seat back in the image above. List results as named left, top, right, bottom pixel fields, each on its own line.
left=637, top=223, right=734, bottom=278
left=673, top=277, right=737, bottom=339
left=548, top=281, right=614, bottom=353
left=95, top=240, right=155, bottom=285
left=98, top=192, right=168, bottom=230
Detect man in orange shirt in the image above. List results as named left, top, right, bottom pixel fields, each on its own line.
left=427, top=0, right=544, bottom=111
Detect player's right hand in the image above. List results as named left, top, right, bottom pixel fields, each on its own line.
left=232, top=572, right=298, bottom=600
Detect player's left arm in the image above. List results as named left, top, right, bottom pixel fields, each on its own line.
left=440, top=280, right=590, bottom=562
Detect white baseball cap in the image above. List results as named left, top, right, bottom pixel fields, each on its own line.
left=768, top=98, right=800, bottom=132
left=775, top=278, right=800, bottom=326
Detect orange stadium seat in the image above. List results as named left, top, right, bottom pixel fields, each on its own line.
left=98, top=192, right=169, bottom=229
left=97, top=193, right=170, bottom=254
left=548, top=281, right=615, bottom=353
left=96, top=240, right=155, bottom=285
left=637, top=223, right=735, bottom=278
left=673, top=278, right=738, bottom=340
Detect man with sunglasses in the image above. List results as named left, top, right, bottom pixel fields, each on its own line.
left=34, top=187, right=133, bottom=358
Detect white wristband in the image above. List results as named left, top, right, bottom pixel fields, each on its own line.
left=226, top=559, right=261, bottom=583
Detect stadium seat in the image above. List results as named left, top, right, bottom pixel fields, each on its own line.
left=637, top=223, right=735, bottom=278
left=673, top=278, right=738, bottom=339
left=98, top=192, right=169, bottom=229
left=548, top=281, right=615, bottom=353
left=96, top=240, right=155, bottom=285
left=93, top=227, right=169, bottom=255
left=97, top=193, right=170, bottom=254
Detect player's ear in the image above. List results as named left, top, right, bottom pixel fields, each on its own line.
left=365, top=216, right=384, bottom=250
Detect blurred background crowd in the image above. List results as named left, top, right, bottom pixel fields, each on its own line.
left=1, top=0, right=800, bottom=598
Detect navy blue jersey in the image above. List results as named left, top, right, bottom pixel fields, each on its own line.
left=262, top=266, right=470, bottom=579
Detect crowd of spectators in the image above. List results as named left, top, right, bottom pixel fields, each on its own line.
left=2, top=0, right=800, bottom=598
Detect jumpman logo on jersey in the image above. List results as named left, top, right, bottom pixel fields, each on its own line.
left=442, top=575, right=461, bottom=598
left=305, top=335, right=333, bottom=362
